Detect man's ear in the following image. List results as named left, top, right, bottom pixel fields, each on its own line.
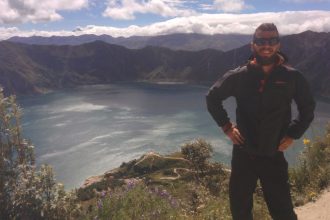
left=275, top=42, right=281, bottom=52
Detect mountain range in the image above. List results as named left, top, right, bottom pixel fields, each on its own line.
left=1, top=30, right=329, bottom=98
left=8, top=33, right=251, bottom=52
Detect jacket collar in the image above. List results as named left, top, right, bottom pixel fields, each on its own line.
left=248, top=51, right=288, bottom=68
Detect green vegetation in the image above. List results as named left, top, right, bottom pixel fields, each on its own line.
left=1, top=88, right=329, bottom=219
left=85, top=183, right=182, bottom=220
left=181, top=139, right=213, bottom=181
left=290, top=129, right=330, bottom=205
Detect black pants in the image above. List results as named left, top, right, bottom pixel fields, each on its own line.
left=229, top=147, right=297, bottom=220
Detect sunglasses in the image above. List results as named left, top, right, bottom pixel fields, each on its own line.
left=253, top=37, right=280, bottom=46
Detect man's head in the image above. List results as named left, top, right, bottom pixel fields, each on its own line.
left=251, top=23, right=281, bottom=66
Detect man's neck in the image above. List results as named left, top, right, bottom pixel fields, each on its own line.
left=261, top=63, right=275, bottom=75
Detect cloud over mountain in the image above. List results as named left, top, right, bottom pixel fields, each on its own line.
left=0, top=0, right=89, bottom=24
left=1, top=10, right=329, bottom=40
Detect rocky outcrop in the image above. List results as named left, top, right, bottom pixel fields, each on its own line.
left=77, top=152, right=192, bottom=201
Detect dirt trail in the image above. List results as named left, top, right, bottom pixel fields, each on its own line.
left=295, top=187, right=330, bottom=220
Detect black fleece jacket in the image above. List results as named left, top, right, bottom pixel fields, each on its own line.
left=206, top=57, right=315, bottom=156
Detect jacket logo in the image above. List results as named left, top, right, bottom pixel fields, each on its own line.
left=274, top=80, right=287, bottom=84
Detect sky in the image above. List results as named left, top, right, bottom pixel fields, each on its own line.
left=0, top=0, right=330, bottom=40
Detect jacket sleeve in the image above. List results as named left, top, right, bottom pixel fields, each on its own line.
left=287, top=72, right=316, bottom=139
left=206, top=71, right=237, bottom=127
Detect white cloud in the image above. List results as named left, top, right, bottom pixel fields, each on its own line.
left=1, top=11, right=330, bottom=40
left=212, top=0, right=252, bottom=13
left=0, top=26, right=76, bottom=39
left=103, top=0, right=197, bottom=20
left=0, top=0, right=89, bottom=24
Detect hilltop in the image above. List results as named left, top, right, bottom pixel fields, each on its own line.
left=8, top=33, right=252, bottom=52
left=78, top=151, right=194, bottom=200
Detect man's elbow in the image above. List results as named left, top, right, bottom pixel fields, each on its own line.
left=205, top=92, right=216, bottom=113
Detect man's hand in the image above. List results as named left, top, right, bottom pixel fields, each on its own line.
left=278, top=136, right=294, bottom=151
left=224, top=126, right=245, bottom=145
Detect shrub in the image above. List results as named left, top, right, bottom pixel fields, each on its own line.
left=0, top=88, right=81, bottom=219
left=181, top=138, right=213, bottom=179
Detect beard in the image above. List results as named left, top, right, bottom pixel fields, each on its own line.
left=254, top=52, right=278, bottom=66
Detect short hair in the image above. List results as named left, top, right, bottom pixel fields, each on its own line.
left=253, top=23, right=279, bottom=40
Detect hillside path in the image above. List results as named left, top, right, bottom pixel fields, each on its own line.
left=295, top=187, right=330, bottom=220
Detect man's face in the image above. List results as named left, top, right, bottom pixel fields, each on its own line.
left=251, top=30, right=280, bottom=65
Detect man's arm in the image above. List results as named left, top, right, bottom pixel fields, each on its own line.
left=286, top=72, right=316, bottom=139
left=206, top=71, right=245, bottom=145
left=206, top=72, right=235, bottom=128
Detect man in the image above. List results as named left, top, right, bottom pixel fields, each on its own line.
left=206, top=23, right=315, bottom=220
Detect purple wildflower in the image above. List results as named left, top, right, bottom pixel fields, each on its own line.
left=128, top=181, right=134, bottom=189
left=126, top=180, right=136, bottom=191
left=97, top=199, right=103, bottom=209
left=148, top=186, right=179, bottom=209
left=160, top=190, right=170, bottom=198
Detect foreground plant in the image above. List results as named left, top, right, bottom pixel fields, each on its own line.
left=0, top=88, right=81, bottom=219
left=290, top=124, right=330, bottom=205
